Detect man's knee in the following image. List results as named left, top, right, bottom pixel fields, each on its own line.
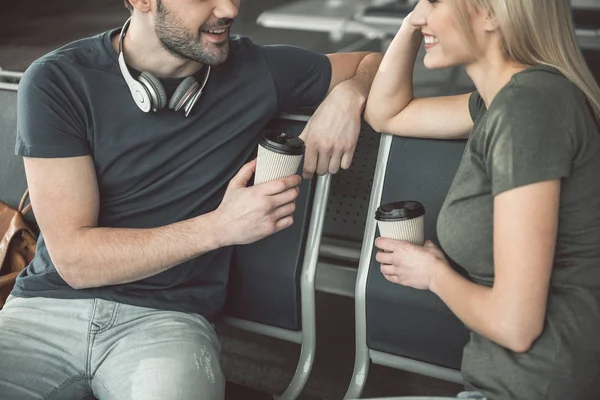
left=96, top=349, right=225, bottom=400
left=139, top=351, right=223, bottom=398
left=93, top=312, right=225, bottom=400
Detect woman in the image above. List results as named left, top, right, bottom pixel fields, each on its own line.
left=365, top=0, right=600, bottom=399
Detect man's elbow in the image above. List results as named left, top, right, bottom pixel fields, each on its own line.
left=49, top=246, right=89, bottom=290
left=54, top=262, right=88, bottom=290
left=362, top=51, right=383, bottom=64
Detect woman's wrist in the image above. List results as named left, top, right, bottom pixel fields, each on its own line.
left=430, top=260, right=454, bottom=295
left=387, top=19, right=423, bottom=54
left=399, top=14, right=421, bottom=36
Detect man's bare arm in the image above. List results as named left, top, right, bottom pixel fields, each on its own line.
left=301, top=51, right=383, bottom=178
left=25, top=156, right=299, bottom=289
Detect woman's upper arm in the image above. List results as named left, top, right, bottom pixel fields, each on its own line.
left=492, top=180, right=560, bottom=347
left=369, top=93, right=474, bottom=139
left=484, top=85, right=574, bottom=350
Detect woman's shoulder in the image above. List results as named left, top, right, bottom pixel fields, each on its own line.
left=493, top=65, right=584, bottom=115
left=483, top=65, right=592, bottom=138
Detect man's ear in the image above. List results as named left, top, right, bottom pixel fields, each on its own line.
left=128, top=0, right=152, bottom=13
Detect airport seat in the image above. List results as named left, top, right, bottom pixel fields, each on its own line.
left=359, top=0, right=414, bottom=24
left=344, top=131, right=471, bottom=399
left=222, top=110, right=332, bottom=400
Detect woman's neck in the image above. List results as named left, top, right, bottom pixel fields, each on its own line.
left=466, top=48, right=529, bottom=109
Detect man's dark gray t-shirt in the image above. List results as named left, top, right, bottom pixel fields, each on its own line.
left=13, top=29, right=332, bottom=320
left=438, top=65, right=600, bottom=399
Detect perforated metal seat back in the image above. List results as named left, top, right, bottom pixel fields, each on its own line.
left=322, top=123, right=379, bottom=244
left=366, top=136, right=470, bottom=369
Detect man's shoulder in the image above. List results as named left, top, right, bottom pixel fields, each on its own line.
left=25, top=29, right=117, bottom=82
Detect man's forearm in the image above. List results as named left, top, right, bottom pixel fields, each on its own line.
left=336, top=52, right=383, bottom=110
left=53, top=212, right=221, bottom=289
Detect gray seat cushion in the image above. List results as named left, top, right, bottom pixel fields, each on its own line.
left=366, top=137, right=470, bottom=370
left=223, top=117, right=315, bottom=331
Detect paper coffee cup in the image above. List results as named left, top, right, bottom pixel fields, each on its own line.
left=254, top=131, right=305, bottom=185
left=375, top=201, right=425, bottom=246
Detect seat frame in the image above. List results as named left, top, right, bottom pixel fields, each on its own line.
left=344, top=134, right=463, bottom=400
left=223, top=166, right=332, bottom=400
left=0, top=69, right=21, bottom=90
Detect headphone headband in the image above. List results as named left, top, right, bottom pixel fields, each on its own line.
left=117, top=17, right=211, bottom=116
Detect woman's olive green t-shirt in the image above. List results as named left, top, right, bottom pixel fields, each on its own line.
left=437, top=65, right=600, bottom=399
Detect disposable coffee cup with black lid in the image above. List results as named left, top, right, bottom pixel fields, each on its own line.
left=255, top=130, right=305, bottom=184
left=375, top=201, right=425, bottom=221
left=375, top=201, right=426, bottom=245
left=259, top=132, right=305, bottom=155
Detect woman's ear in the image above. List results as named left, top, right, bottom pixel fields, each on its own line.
left=483, top=10, right=500, bottom=32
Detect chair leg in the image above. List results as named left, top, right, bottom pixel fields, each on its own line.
left=275, top=175, right=331, bottom=400
left=344, top=134, right=394, bottom=400
left=344, top=346, right=370, bottom=399
left=274, top=340, right=315, bottom=400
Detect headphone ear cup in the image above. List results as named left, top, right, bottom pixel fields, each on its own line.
left=169, top=77, right=199, bottom=111
left=139, top=72, right=168, bottom=110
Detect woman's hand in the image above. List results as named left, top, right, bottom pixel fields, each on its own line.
left=400, top=11, right=417, bottom=31
left=375, top=238, right=451, bottom=291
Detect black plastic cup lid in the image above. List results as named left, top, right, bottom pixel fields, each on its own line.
left=375, top=201, right=425, bottom=221
left=259, top=131, right=305, bottom=156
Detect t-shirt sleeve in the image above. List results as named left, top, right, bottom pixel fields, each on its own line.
left=468, top=90, right=486, bottom=122
left=484, top=87, right=574, bottom=196
left=261, top=45, right=332, bottom=111
left=16, top=61, right=90, bottom=158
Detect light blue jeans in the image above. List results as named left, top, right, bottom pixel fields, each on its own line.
left=0, top=295, right=225, bottom=400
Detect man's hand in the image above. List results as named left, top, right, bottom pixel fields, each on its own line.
left=300, top=81, right=365, bottom=179
left=212, top=159, right=301, bottom=246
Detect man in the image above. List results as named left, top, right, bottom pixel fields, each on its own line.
left=0, top=0, right=382, bottom=398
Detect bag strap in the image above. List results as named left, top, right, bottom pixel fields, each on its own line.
left=17, top=189, right=31, bottom=216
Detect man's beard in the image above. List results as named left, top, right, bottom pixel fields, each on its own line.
left=154, top=0, right=232, bottom=66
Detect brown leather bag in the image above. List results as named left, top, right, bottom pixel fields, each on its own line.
left=0, top=190, right=37, bottom=309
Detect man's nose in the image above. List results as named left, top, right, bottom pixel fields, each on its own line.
left=213, top=0, right=239, bottom=20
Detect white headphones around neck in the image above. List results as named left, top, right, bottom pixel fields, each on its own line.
left=117, top=17, right=211, bottom=117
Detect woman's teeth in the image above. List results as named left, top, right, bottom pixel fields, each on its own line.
left=424, top=35, right=439, bottom=45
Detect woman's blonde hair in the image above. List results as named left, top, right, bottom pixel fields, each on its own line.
left=451, top=0, right=600, bottom=125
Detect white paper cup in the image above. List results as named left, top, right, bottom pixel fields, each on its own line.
left=254, top=131, right=304, bottom=185
left=375, top=201, right=425, bottom=246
